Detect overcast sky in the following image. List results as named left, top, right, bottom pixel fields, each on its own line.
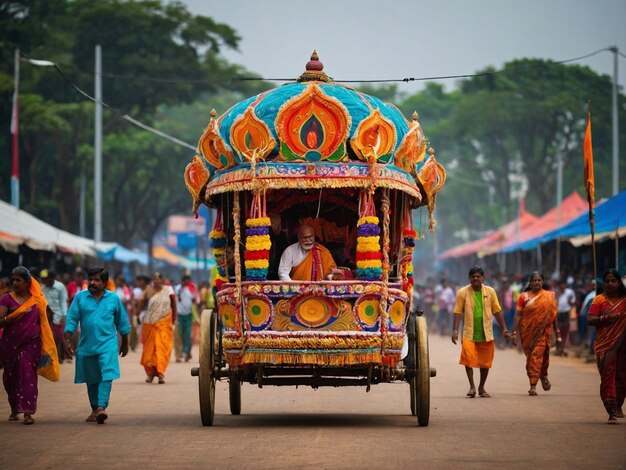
left=183, top=0, right=626, bottom=93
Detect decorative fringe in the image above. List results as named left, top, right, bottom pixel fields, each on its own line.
left=241, top=350, right=382, bottom=366
left=223, top=333, right=405, bottom=351
left=381, top=354, right=401, bottom=367
left=245, top=335, right=382, bottom=349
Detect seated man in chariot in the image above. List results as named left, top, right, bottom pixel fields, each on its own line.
left=278, top=224, right=343, bottom=281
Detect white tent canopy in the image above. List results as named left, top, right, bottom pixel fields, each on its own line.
left=0, top=199, right=96, bottom=255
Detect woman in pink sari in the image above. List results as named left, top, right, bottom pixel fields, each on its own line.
left=511, top=272, right=561, bottom=396
left=0, top=267, right=59, bottom=424
left=587, top=268, right=626, bottom=424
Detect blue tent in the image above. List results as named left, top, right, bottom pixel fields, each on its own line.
left=501, top=189, right=626, bottom=252
left=96, top=243, right=150, bottom=265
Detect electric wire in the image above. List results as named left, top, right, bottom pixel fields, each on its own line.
left=64, top=46, right=620, bottom=85
left=19, top=52, right=197, bottom=151
left=17, top=46, right=623, bottom=151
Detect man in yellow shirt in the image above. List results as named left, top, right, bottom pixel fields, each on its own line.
left=451, top=266, right=510, bottom=398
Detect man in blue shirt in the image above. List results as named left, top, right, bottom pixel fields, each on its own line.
left=64, top=266, right=130, bottom=424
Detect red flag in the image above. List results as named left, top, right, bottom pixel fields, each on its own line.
left=583, top=112, right=594, bottom=210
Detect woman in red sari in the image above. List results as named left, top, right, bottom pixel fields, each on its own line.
left=0, top=267, right=59, bottom=424
left=512, top=272, right=561, bottom=396
left=587, top=268, right=626, bottom=424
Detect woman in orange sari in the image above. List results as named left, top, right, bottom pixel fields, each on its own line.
left=137, top=272, right=176, bottom=384
left=587, top=268, right=626, bottom=424
left=512, top=272, right=561, bottom=396
left=0, top=267, right=59, bottom=424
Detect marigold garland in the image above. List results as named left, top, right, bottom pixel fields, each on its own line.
left=245, top=216, right=271, bottom=280
left=209, top=224, right=228, bottom=289
left=356, top=215, right=382, bottom=280
left=246, top=217, right=271, bottom=227
left=401, top=226, right=416, bottom=297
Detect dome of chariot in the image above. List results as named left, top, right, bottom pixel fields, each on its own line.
left=184, top=51, right=445, bottom=218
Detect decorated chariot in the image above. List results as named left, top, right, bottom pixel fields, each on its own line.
left=184, top=52, right=446, bottom=426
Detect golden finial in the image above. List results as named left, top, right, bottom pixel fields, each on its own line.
left=298, top=50, right=331, bottom=82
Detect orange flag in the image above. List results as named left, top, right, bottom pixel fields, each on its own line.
left=583, top=112, right=595, bottom=210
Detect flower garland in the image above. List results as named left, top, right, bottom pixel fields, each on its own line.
left=244, top=192, right=271, bottom=281
left=209, top=210, right=228, bottom=290
left=402, top=227, right=416, bottom=297
left=356, top=193, right=382, bottom=280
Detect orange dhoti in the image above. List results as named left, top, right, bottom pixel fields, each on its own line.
left=141, top=315, right=173, bottom=377
left=459, top=339, right=495, bottom=368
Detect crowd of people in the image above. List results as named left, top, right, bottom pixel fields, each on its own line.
left=413, top=270, right=608, bottom=359
left=0, top=260, right=624, bottom=426
left=0, top=265, right=212, bottom=425
left=413, top=266, right=626, bottom=424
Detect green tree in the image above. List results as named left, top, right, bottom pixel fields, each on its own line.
left=405, top=60, right=625, bottom=252
left=0, top=0, right=269, bottom=250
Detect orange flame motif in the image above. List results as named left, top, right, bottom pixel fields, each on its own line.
left=184, top=156, right=210, bottom=213
left=417, top=150, right=446, bottom=230
left=276, top=83, right=350, bottom=162
left=230, top=106, right=276, bottom=161
left=350, top=109, right=396, bottom=163
left=198, top=109, right=234, bottom=170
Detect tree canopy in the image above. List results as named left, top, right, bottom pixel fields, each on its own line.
left=1, top=1, right=624, bottom=257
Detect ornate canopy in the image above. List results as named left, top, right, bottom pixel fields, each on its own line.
left=184, top=51, right=445, bottom=214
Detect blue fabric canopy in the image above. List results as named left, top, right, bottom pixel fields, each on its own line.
left=501, top=189, right=626, bottom=252
left=96, top=243, right=149, bottom=265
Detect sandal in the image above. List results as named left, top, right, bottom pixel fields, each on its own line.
left=23, top=415, right=34, bottom=425
left=478, top=391, right=491, bottom=398
left=158, top=377, right=165, bottom=384
left=8, top=413, right=19, bottom=422
left=540, top=377, right=552, bottom=391
left=466, top=390, right=476, bottom=398
left=85, top=413, right=97, bottom=422
left=95, top=410, right=108, bottom=424
left=145, top=376, right=155, bottom=383
left=608, top=416, right=618, bottom=424
left=528, top=388, right=538, bottom=396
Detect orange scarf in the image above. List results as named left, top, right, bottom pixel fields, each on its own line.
left=4, top=279, right=60, bottom=382
left=290, top=243, right=336, bottom=281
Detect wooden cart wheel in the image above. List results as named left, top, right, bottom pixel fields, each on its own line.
left=229, top=377, right=241, bottom=415
left=199, top=309, right=217, bottom=426
left=405, top=312, right=417, bottom=416
left=415, top=315, right=430, bottom=426
left=409, top=376, right=416, bottom=416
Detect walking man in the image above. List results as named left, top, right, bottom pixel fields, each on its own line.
left=176, top=275, right=196, bottom=362
left=64, top=267, right=130, bottom=424
left=451, top=266, right=510, bottom=398
left=40, top=270, right=68, bottom=363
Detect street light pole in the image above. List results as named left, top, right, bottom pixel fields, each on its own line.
left=610, top=46, right=619, bottom=197
left=94, top=45, right=102, bottom=243
left=11, top=49, right=20, bottom=208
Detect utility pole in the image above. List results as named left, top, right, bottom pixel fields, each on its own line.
left=11, top=49, right=20, bottom=208
left=609, top=46, right=620, bottom=268
left=94, top=45, right=102, bottom=243
left=79, top=172, right=86, bottom=237
left=610, top=46, right=619, bottom=196
left=555, top=151, right=563, bottom=278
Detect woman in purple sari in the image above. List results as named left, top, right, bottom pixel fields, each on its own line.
left=0, top=267, right=59, bottom=424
